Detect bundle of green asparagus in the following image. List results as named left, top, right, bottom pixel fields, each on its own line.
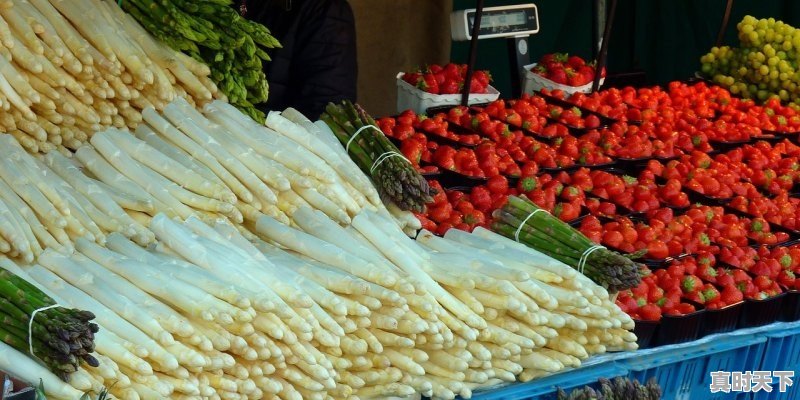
left=321, top=101, right=436, bottom=212
left=557, top=377, right=662, bottom=400
left=0, top=269, right=99, bottom=381
left=120, top=0, right=280, bottom=121
left=492, top=196, right=642, bottom=292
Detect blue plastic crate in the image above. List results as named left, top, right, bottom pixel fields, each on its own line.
left=623, top=335, right=766, bottom=400
left=470, top=362, right=627, bottom=400
left=752, top=324, right=800, bottom=400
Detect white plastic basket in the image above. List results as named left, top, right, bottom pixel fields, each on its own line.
left=522, top=63, right=605, bottom=95
left=396, top=72, right=500, bottom=114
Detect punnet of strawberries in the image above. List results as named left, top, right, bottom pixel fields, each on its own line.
left=532, top=53, right=606, bottom=87
left=401, top=63, right=492, bottom=95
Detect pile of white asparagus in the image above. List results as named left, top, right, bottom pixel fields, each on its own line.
left=1, top=209, right=635, bottom=400
left=0, top=0, right=219, bottom=153
left=0, top=133, right=154, bottom=263
left=76, top=98, right=420, bottom=234
left=0, top=97, right=636, bottom=399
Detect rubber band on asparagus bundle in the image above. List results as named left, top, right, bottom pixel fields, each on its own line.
left=370, top=151, right=410, bottom=174
left=514, top=208, right=548, bottom=242
left=578, top=245, right=605, bottom=274
left=28, top=304, right=61, bottom=358
left=346, top=125, right=381, bottom=152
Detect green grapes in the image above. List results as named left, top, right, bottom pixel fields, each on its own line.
left=700, top=15, right=800, bottom=105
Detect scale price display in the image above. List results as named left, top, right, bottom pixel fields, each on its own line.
left=451, top=4, right=539, bottom=41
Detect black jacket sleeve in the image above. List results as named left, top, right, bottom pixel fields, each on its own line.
left=242, top=0, right=358, bottom=119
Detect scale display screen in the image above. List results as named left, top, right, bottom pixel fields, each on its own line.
left=470, top=11, right=528, bottom=30
left=451, top=4, right=539, bottom=41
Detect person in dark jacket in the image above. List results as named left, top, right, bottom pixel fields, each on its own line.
left=236, top=0, right=358, bottom=119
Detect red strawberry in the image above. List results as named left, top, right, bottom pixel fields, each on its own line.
left=567, top=55, right=586, bottom=68
left=403, top=72, right=422, bottom=86
left=631, top=282, right=649, bottom=298
left=667, top=263, right=686, bottom=278
left=675, top=303, right=697, bottom=314
left=685, top=290, right=706, bottom=304
left=754, top=275, right=773, bottom=291
left=702, top=284, right=720, bottom=303
left=698, top=265, right=718, bottom=283
left=440, top=79, right=460, bottom=94
left=418, top=73, right=440, bottom=94
left=639, top=304, right=662, bottom=321
left=716, top=270, right=735, bottom=288
left=658, top=274, right=680, bottom=291
left=473, top=70, right=492, bottom=86
left=720, top=286, right=743, bottom=305
left=548, top=68, right=567, bottom=85
left=647, top=286, right=665, bottom=303
left=778, top=270, right=796, bottom=287
left=732, top=269, right=750, bottom=283
left=532, top=64, right=548, bottom=76
left=443, top=63, right=461, bottom=80
left=656, top=296, right=676, bottom=310
left=682, top=275, right=703, bottom=293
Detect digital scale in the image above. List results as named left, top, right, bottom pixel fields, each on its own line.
left=450, top=4, right=540, bottom=99
left=451, top=4, right=540, bottom=41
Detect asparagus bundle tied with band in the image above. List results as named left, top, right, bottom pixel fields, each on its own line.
left=321, top=100, right=436, bottom=212
left=0, top=269, right=99, bottom=381
left=493, top=196, right=643, bottom=292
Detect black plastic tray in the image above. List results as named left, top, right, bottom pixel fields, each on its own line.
left=700, top=301, right=744, bottom=336
left=779, top=288, right=800, bottom=322
left=738, top=292, right=787, bottom=328
left=653, top=305, right=705, bottom=346
left=633, top=319, right=659, bottom=349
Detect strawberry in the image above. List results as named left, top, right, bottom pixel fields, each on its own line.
left=685, top=290, right=706, bottom=304
left=418, top=73, right=440, bottom=94
left=658, top=274, right=680, bottom=291
left=443, top=63, right=461, bottom=80
left=732, top=269, right=750, bottom=283
left=631, top=283, right=648, bottom=298
left=737, top=280, right=758, bottom=298
left=647, top=286, right=665, bottom=303
left=698, top=265, right=718, bottom=283
left=567, top=55, right=586, bottom=68
left=540, top=53, right=568, bottom=68
left=778, top=270, right=796, bottom=287
left=639, top=304, right=662, bottom=321
left=440, top=79, right=460, bottom=94
left=754, top=275, right=773, bottom=291
left=706, top=301, right=723, bottom=310
left=517, top=177, right=538, bottom=193
left=701, top=284, right=720, bottom=303
left=656, top=296, right=676, bottom=310
left=682, top=275, right=703, bottom=293
left=720, top=286, right=743, bottom=305
left=716, top=270, right=735, bottom=288
left=403, top=72, right=422, bottom=86
left=697, top=251, right=716, bottom=268
left=473, top=70, right=492, bottom=86
left=667, top=263, right=686, bottom=278
left=532, top=64, right=548, bottom=76
left=675, top=303, right=697, bottom=314
left=548, top=68, right=567, bottom=85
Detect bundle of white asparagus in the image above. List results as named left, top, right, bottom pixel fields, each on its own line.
left=3, top=206, right=634, bottom=400
left=0, top=0, right=220, bottom=153
left=78, top=98, right=421, bottom=233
